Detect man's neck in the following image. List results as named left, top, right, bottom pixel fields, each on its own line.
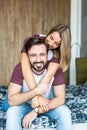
left=32, top=69, right=45, bottom=75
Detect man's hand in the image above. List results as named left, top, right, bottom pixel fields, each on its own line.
left=31, top=96, right=51, bottom=112
left=22, top=110, right=37, bottom=128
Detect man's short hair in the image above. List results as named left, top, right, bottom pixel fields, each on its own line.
left=25, top=37, right=47, bottom=53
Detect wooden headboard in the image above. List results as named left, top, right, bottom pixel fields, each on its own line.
left=75, top=57, right=87, bottom=85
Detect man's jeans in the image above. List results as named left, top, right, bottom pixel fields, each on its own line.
left=6, top=103, right=72, bottom=130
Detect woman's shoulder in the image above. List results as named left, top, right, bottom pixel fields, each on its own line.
left=48, top=50, right=54, bottom=61
left=48, top=50, right=60, bottom=63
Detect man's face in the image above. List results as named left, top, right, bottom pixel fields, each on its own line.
left=28, top=44, right=48, bottom=74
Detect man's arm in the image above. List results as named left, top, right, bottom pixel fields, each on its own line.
left=48, top=84, right=65, bottom=109
left=8, top=82, right=49, bottom=106
left=8, top=83, right=37, bottom=106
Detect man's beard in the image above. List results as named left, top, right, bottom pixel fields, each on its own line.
left=30, top=61, right=46, bottom=72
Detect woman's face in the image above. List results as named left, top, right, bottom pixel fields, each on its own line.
left=45, top=32, right=61, bottom=49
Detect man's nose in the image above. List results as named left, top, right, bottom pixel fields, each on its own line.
left=36, top=55, right=41, bottom=62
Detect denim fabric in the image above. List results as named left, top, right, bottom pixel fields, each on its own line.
left=6, top=103, right=72, bottom=130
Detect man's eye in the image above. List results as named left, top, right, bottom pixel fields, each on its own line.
left=29, top=54, right=36, bottom=57
left=40, top=53, right=46, bottom=56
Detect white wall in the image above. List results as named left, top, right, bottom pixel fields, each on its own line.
left=70, top=0, right=82, bottom=85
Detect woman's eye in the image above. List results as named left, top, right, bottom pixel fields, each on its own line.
left=50, top=35, right=53, bottom=40
left=55, top=42, right=60, bottom=47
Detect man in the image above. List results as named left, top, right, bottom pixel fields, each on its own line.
left=6, top=37, right=72, bottom=130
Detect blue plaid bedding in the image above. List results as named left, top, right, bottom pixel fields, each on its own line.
left=0, top=82, right=87, bottom=129
left=66, top=82, right=87, bottom=124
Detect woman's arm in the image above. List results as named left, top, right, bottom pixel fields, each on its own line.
left=31, top=62, right=60, bottom=111
left=21, top=52, right=36, bottom=89
left=21, top=52, right=60, bottom=110
left=40, top=62, right=60, bottom=84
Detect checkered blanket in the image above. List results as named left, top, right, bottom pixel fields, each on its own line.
left=66, top=82, right=87, bottom=124
left=0, top=82, right=87, bottom=129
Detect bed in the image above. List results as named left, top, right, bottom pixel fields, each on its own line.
left=0, top=83, right=87, bottom=130
left=66, top=82, right=87, bottom=124
left=0, top=57, right=87, bottom=130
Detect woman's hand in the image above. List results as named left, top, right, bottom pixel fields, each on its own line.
left=31, top=96, right=51, bottom=112
left=38, top=96, right=51, bottom=112
left=31, top=96, right=40, bottom=108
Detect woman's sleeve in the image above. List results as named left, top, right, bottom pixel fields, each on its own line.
left=50, top=56, right=60, bottom=64
left=53, top=68, right=65, bottom=86
left=48, top=50, right=60, bottom=64
left=21, top=38, right=30, bottom=53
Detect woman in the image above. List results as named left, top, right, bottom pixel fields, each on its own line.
left=21, top=24, right=71, bottom=110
